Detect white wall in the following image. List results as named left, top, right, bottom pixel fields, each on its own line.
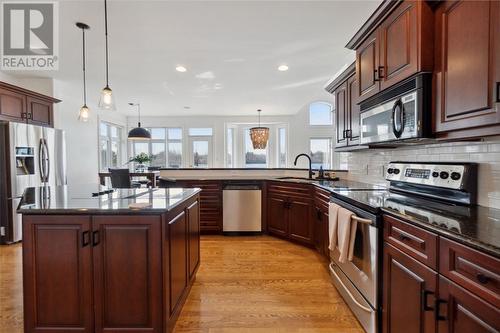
left=0, top=72, right=54, bottom=97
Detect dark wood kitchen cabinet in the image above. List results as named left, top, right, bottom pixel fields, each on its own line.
left=433, top=0, right=500, bottom=139
left=383, top=242, right=437, bottom=333
left=267, top=182, right=314, bottom=246
left=22, top=215, right=93, bottom=332
left=0, top=81, right=59, bottom=127
left=326, top=63, right=360, bottom=149
left=187, top=200, right=200, bottom=279
left=347, top=0, right=434, bottom=103
left=169, top=212, right=188, bottom=315
left=313, top=187, right=330, bottom=257
left=383, top=214, right=500, bottom=333
left=92, top=215, right=162, bottom=332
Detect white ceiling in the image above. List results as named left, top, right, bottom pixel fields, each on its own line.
left=13, top=0, right=381, bottom=116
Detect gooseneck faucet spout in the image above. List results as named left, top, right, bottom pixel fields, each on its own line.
left=293, top=153, right=314, bottom=179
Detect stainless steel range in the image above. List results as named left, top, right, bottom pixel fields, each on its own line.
left=329, top=162, right=477, bottom=333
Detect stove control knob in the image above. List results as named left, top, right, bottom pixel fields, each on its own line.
left=440, top=171, right=449, bottom=180
left=387, top=168, right=394, bottom=174
left=432, top=172, right=439, bottom=178
left=451, top=172, right=461, bottom=181
left=393, top=168, right=400, bottom=175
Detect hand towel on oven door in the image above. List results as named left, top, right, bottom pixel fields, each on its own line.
left=328, top=203, right=358, bottom=263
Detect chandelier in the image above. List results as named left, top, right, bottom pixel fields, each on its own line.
left=249, top=109, right=269, bottom=149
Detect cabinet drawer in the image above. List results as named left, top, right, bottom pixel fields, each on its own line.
left=268, top=181, right=311, bottom=199
left=440, top=238, right=500, bottom=308
left=384, top=215, right=438, bottom=269
left=314, top=187, right=330, bottom=211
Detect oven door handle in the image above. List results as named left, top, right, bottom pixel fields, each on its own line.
left=329, top=263, right=374, bottom=313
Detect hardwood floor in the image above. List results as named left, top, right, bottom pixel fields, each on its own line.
left=173, top=235, right=363, bottom=333
left=0, top=235, right=362, bottom=333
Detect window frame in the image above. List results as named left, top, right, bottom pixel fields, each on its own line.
left=99, top=121, right=123, bottom=171
left=129, top=127, right=183, bottom=168
left=308, top=101, right=334, bottom=127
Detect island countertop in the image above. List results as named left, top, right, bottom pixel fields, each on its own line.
left=18, top=183, right=201, bottom=214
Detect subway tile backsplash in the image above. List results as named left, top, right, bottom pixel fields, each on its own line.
left=338, top=137, right=500, bottom=208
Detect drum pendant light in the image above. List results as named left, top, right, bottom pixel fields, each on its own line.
left=98, top=0, right=116, bottom=110
left=76, top=22, right=91, bottom=122
left=128, top=103, right=151, bottom=140
left=249, top=109, right=269, bottom=149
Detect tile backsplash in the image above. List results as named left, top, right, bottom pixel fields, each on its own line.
left=338, top=137, right=500, bottom=208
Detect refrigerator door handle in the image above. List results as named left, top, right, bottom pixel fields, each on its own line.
left=44, top=139, right=50, bottom=183
left=38, top=139, right=50, bottom=183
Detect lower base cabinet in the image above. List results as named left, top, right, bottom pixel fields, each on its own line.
left=22, top=195, right=200, bottom=333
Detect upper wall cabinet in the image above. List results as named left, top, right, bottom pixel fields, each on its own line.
left=347, top=0, right=434, bottom=104
left=326, top=63, right=360, bottom=149
left=433, top=0, right=500, bottom=139
left=0, top=81, right=59, bottom=127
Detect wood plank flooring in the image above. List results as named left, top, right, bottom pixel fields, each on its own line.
left=0, top=235, right=362, bottom=333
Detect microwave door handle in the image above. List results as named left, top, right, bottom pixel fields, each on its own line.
left=392, top=99, right=404, bottom=138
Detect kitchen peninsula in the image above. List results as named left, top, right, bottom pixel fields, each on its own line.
left=18, top=184, right=201, bottom=333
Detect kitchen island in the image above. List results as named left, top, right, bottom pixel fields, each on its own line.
left=18, top=184, right=201, bottom=333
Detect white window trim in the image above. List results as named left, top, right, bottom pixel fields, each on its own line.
left=99, top=121, right=123, bottom=171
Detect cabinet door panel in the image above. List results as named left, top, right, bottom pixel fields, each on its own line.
left=0, top=88, right=26, bottom=122
left=93, top=215, right=162, bottom=332
left=347, top=74, right=360, bottom=145
left=188, top=200, right=200, bottom=278
left=335, top=82, right=348, bottom=147
left=438, top=277, right=500, bottom=333
left=383, top=243, right=437, bottom=333
left=27, top=97, right=52, bottom=126
left=356, top=32, right=379, bottom=102
left=434, top=0, right=500, bottom=134
left=169, top=211, right=188, bottom=315
left=288, top=199, right=313, bottom=245
left=22, top=215, right=93, bottom=333
left=380, top=1, right=418, bottom=90
left=267, top=196, right=288, bottom=237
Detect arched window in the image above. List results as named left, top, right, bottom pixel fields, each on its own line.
left=309, top=101, right=333, bottom=126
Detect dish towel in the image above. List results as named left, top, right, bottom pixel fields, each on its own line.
left=337, top=207, right=356, bottom=263
left=328, top=202, right=340, bottom=251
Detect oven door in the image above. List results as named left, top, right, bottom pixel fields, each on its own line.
left=329, top=197, right=380, bottom=309
left=360, top=90, right=418, bottom=144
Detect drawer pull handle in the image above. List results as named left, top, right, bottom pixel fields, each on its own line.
left=476, top=273, right=491, bottom=284
left=435, top=299, right=447, bottom=321
left=421, top=290, right=434, bottom=311
left=81, top=230, right=90, bottom=247
left=398, top=234, right=411, bottom=242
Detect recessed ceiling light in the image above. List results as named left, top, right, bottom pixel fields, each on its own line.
left=176, top=66, right=187, bottom=72
left=278, top=64, right=289, bottom=72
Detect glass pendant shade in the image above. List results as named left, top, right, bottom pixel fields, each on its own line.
left=128, top=126, right=151, bottom=140
left=78, top=105, right=90, bottom=122
left=249, top=109, right=269, bottom=149
left=98, top=86, right=116, bottom=110
left=249, top=126, right=270, bottom=149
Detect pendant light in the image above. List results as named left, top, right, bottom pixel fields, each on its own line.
left=128, top=103, right=151, bottom=140
left=98, top=0, right=116, bottom=110
left=76, top=22, right=90, bottom=122
left=249, top=109, right=269, bottom=149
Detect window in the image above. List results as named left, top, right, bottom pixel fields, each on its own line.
left=309, top=102, right=333, bottom=126
left=278, top=127, right=287, bottom=167
left=226, top=127, right=235, bottom=167
left=99, top=122, right=122, bottom=171
left=244, top=129, right=268, bottom=168
left=310, top=138, right=332, bottom=169
left=130, top=128, right=183, bottom=168
left=188, top=127, right=213, bottom=168
left=188, top=128, right=213, bottom=136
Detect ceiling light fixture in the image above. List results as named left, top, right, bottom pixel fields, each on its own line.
left=76, top=22, right=90, bottom=122
left=98, top=0, right=116, bottom=110
left=128, top=103, right=151, bottom=140
left=249, top=109, right=270, bottom=149
left=278, top=64, right=289, bottom=72
left=176, top=66, right=187, bottom=73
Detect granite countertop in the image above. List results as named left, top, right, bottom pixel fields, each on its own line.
left=17, top=184, right=201, bottom=214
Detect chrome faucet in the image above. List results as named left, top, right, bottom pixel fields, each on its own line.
left=293, top=153, right=314, bottom=179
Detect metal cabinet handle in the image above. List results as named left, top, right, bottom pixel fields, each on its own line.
left=421, top=290, right=434, bottom=311
left=82, top=231, right=90, bottom=247
left=435, top=299, right=447, bottom=321
left=373, top=68, right=380, bottom=82
left=378, top=66, right=385, bottom=79
left=345, top=129, right=352, bottom=139
left=496, top=82, right=500, bottom=103
left=398, top=233, right=411, bottom=242
left=21, top=112, right=27, bottom=119
left=476, top=273, right=492, bottom=285
left=92, top=230, right=100, bottom=246
left=27, top=113, right=33, bottom=120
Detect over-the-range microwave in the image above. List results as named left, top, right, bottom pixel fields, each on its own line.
left=360, top=73, right=433, bottom=145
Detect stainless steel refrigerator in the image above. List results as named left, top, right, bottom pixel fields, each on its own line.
left=0, top=122, right=67, bottom=243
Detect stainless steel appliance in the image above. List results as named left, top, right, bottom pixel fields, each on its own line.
left=329, top=162, right=477, bottom=333
left=360, top=73, right=432, bottom=145
left=0, top=122, right=66, bottom=243
left=222, top=182, right=262, bottom=233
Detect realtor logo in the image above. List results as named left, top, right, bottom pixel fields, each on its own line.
left=1, top=2, right=59, bottom=70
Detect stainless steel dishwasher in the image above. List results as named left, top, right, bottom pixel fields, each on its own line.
left=222, top=183, right=262, bottom=233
